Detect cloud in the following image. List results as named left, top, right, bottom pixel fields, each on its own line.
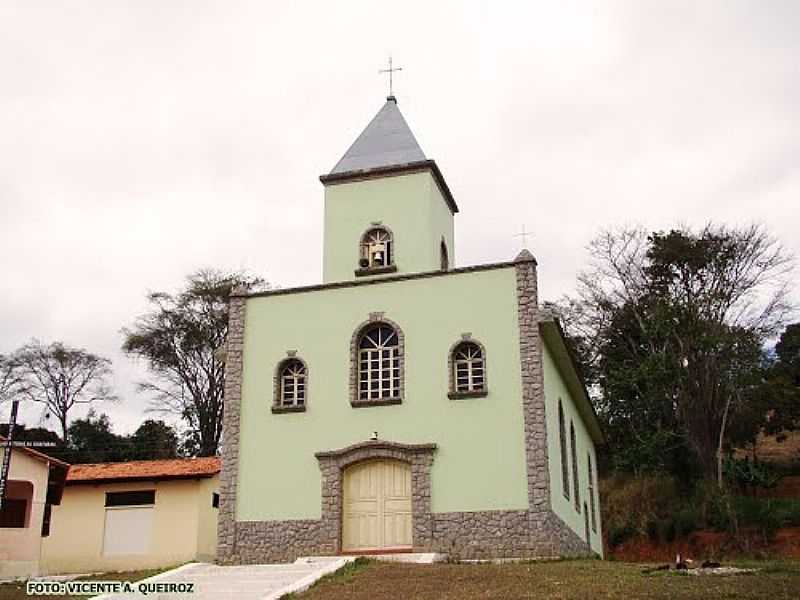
left=1, top=0, right=797, bottom=432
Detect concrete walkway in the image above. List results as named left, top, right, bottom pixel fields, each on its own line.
left=95, top=557, right=352, bottom=600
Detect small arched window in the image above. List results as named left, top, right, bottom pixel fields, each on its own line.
left=359, top=227, right=393, bottom=269
left=357, top=323, right=400, bottom=402
left=448, top=340, right=487, bottom=398
left=588, top=452, right=597, bottom=532
left=559, top=401, right=569, bottom=500
left=440, top=239, right=449, bottom=271
left=273, top=358, right=307, bottom=413
left=570, top=421, right=580, bottom=512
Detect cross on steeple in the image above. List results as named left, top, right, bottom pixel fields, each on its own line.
left=379, top=56, right=402, bottom=99
left=514, top=224, right=532, bottom=248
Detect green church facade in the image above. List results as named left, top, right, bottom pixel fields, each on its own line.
left=218, top=96, right=604, bottom=562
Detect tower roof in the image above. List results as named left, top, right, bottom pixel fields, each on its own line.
left=329, top=97, right=426, bottom=175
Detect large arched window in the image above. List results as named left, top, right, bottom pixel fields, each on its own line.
left=355, top=323, right=401, bottom=404
left=448, top=339, right=487, bottom=399
left=559, top=400, right=569, bottom=500
left=272, top=357, right=308, bottom=413
left=359, top=227, right=393, bottom=269
left=570, top=421, right=580, bottom=512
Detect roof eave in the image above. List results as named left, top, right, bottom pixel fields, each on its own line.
left=319, top=159, right=459, bottom=214
left=538, top=318, right=606, bottom=445
left=66, top=472, right=220, bottom=486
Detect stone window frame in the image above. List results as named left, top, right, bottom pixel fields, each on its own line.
left=315, top=440, right=437, bottom=555
left=570, top=420, right=580, bottom=513
left=349, top=313, right=405, bottom=408
left=447, top=334, right=488, bottom=400
left=272, top=351, right=308, bottom=414
left=558, top=400, right=570, bottom=500
left=355, top=223, right=398, bottom=277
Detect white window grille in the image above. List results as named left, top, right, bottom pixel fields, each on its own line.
left=358, top=324, right=400, bottom=400
left=279, top=359, right=306, bottom=407
left=453, top=342, right=485, bottom=393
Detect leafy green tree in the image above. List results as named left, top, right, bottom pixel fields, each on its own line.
left=123, top=269, right=265, bottom=456
left=67, top=410, right=129, bottom=463
left=554, top=225, right=794, bottom=483
left=128, top=419, right=179, bottom=460
left=774, top=323, right=800, bottom=389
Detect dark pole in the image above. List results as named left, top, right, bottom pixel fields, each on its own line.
left=0, top=399, right=20, bottom=511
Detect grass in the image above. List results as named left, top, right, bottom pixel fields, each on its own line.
left=280, top=558, right=372, bottom=599
left=289, top=558, right=800, bottom=600
left=0, top=566, right=172, bottom=600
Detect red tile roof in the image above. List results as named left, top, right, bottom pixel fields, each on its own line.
left=66, top=457, right=221, bottom=484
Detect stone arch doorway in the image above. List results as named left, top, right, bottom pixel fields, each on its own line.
left=342, top=459, right=411, bottom=552
left=315, top=440, right=437, bottom=555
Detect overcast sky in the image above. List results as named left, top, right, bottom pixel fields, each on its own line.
left=1, top=1, right=798, bottom=435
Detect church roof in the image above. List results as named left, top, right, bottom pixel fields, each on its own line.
left=329, top=96, right=426, bottom=175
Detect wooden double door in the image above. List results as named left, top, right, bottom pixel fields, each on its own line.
left=342, top=459, right=412, bottom=552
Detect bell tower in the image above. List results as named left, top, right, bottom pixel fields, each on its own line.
left=320, top=97, right=458, bottom=283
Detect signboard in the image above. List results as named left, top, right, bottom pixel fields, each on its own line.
left=0, top=400, right=20, bottom=510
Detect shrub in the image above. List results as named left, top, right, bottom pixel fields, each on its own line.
left=608, top=524, right=636, bottom=548
left=600, top=474, right=679, bottom=537
left=674, top=509, right=698, bottom=537
left=659, top=519, right=677, bottom=543
left=733, top=496, right=799, bottom=541
left=645, top=519, right=660, bottom=542
left=724, top=457, right=781, bottom=493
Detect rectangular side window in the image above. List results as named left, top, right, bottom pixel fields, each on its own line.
left=105, top=490, right=156, bottom=507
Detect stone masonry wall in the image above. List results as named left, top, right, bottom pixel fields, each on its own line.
left=216, top=287, right=247, bottom=564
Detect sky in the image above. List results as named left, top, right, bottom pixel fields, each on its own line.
left=1, top=0, right=798, bottom=435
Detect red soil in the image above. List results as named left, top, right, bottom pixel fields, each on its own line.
left=610, top=527, right=800, bottom=562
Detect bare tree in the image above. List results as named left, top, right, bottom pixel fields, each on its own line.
left=14, top=340, right=116, bottom=440
left=0, top=353, right=27, bottom=405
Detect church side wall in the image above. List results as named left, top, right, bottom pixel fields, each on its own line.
left=322, top=171, right=453, bottom=283
left=542, top=341, right=604, bottom=556
left=235, top=267, right=528, bottom=524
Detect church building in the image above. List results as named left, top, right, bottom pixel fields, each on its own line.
left=217, top=95, right=604, bottom=562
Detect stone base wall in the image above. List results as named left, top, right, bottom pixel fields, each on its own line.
left=430, top=509, right=539, bottom=559
left=219, top=519, right=327, bottom=565
left=220, top=508, right=592, bottom=564
left=429, top=509, right=591, bottom=560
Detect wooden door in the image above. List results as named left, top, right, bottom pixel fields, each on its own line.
left=342, top=459, right=412, bottom=552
